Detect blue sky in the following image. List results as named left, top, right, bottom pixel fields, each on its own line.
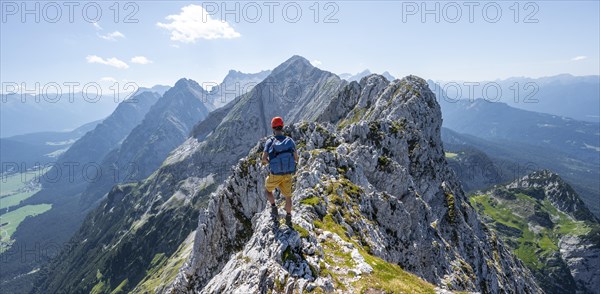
left=1, top=1, right=598, bottom=92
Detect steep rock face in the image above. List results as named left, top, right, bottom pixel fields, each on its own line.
left=471, top=170, right=600, bottom=293
left=559, top=235, right=600, bottom=293
left=169, top=75, right=541, bottom=293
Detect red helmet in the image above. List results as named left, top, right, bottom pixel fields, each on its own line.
left=271, top=116, right=284, bottom=128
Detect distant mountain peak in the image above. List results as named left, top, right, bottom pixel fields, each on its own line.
left=287, top=54, right=311, bottom=64
left=271, top=55, right=314, bottom=75
left=222, top=69, right=271, bottom=82
left=340, top=69, right=395, bottom=82
left=507, top=170, right=598, bottom=222
left=173, top=78, right=205, bottom=92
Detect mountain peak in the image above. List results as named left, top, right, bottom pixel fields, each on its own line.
left=506, top=170, right=597, bottom=222
left=222, top=69, right=271, bottom=83
left=286, top=55, right=312, bottom=65
left=173, top=78, right=205, bottom=92
left=271, top=55, right=314, bottom=74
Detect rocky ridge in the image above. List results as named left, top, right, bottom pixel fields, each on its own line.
left=168, top=75, right=541, bottom=293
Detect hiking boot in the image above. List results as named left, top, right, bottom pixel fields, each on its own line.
left=270, top=205, right=278, bottom=221
left=285, top=213, right=292, bottom=227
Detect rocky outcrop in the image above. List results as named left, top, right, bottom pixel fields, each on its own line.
left=473, top=171, right=600, bottom=294
left=559, top=234, right=600, bottom=293
left=169, top=74, right=541, bottom=293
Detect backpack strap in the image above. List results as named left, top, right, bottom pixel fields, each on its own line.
left=268, top=136, right=294, bottom=157
left=265, top=136, right=275, bottom=152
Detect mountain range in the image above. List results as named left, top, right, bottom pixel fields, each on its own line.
left=429, top=74, right=600, bottom=122
left=0, top=55, right=597, bottom=293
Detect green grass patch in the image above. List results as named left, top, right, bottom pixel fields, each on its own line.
left=542, top=199, right=592, bottom=236
left=0, top=171, right=39, bottom=195
left=132, top=234, right=194, bottom=293
left=358, top=253, right=436, bottom=293
left=470, top=192, right=599, bottom=274
left=300, top=196, right=320, bottom=206
left=320, top=212, right=436, bottom=293
left=470, top=195, right=524, bottom=230
left=0, top=204, right=52, bottom=251
left=0, top=190, right=39, bottom=210
left=444, top=152, right=458, bottom=159
left=90, top=280, right=109, bottom=294
left=390, top=120, right=405, bottom=135
left=293, top=224, right=310, bottom=239
left=0, top=171, right=44, bottom=210
left=445, top=193, right=456, bottom=223
left=110, top=279, right=129, bottom=294
left=338, top=108, right=366, bottom=129
left=282, top=246, right=299, bottom=263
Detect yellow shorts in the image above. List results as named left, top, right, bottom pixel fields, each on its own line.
left=265, top=174, right=293, bottom=197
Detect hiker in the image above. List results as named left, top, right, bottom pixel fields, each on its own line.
left=262, top=116, right=299, bottom=227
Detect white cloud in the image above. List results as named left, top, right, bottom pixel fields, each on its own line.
left=131, top=56, right=153, bottom=65
left=100, top=77, right=117, bottom=82
left=311, top=60, right=322, bottom=66
left=571, top=56, right=587, bottom=61
left=99, top=31, right=125, bottom=41
left=92, top=22, right=102, bottom=30
left=86, top=55, right=129, bottom=69
left=157, top=4, right=241, bottom=43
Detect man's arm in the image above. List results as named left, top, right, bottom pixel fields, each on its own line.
left=262, top=151, right=269, bottom=165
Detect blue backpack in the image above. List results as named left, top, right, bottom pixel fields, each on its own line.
left=266, top=135, right=296, bottom=175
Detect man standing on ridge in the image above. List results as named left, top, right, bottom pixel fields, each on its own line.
left=262, top=116, right=298, bottom=227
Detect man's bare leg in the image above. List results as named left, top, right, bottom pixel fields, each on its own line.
left=267, top=189, right=278, bottom=223
left=284, top=196, right=292, bottom=214
left=266, top=189, right=275, bottom=205
left=285, top=195, right=292, bottom=227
